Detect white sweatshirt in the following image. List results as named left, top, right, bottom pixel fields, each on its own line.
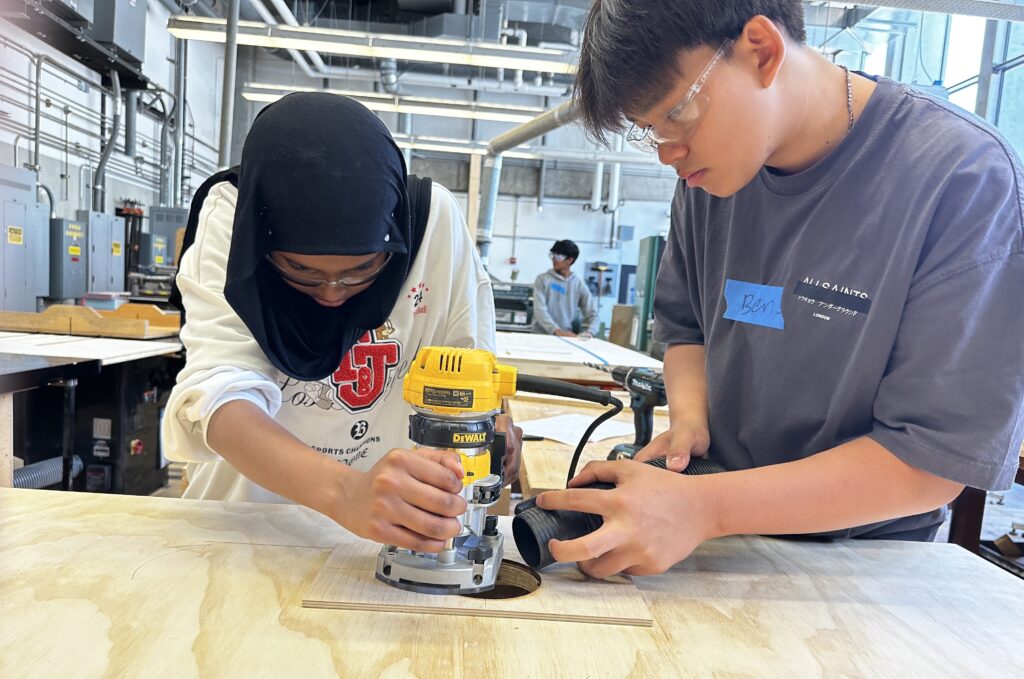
left=162, top=181, right=496, bottom=503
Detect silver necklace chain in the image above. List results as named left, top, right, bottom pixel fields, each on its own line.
left=840, top=65, right=854, bottom=133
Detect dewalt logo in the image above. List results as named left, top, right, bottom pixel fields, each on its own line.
left=452, top=432, right=488, bottom=444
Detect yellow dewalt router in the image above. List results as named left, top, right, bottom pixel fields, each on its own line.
left=375, top=346, right=518, bottom=595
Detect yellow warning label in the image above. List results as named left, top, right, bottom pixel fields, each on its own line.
left=7, top=226, right=23, bottom=245
left=155, top=256, right=164, bottom=264
left=112, top=242, right=122, bottom=256
left=68, top=245, right=81, bottom=256
left=65, top=223, right=83, bottom=238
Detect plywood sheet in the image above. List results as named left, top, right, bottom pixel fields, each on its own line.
left=0, top=333, right=181, bottom=366
left=495, top=331, right=661, bottom=384
left=303, top=536, right=653, bottom=627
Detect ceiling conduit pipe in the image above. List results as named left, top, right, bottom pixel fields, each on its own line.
left=500, top=28, right=528, bottom=90
left=32, top=55, right=51, bottom=172
left=11, top=134, right=25, bottom=168
left=476, top=99, right=579, bottom=263
left=266, top=0, right=335, bottom=75
left=37, top=183, right=56, bottom=218
left=246, top=0, right=319, bottom=78
left=93, top=70, right=122, bottom=213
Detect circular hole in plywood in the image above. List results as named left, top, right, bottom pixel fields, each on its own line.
left=461, top=559, right=541, bottom=600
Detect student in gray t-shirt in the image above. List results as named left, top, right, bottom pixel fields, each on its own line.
left=533, top=0, right=1024, bottom=580
left=532, top=239, right=599, bottom=337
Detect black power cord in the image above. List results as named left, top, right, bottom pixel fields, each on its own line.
left=514, top=374, right=624, bottom=487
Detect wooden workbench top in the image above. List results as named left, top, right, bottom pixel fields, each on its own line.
left=3, top=488, right=1023, bottom=677
left=510, top=393, right=671, bottom=497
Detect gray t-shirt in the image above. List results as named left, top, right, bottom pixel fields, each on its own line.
left=653, top=76, right=1024, bottom=539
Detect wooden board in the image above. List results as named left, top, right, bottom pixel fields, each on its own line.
left=303, top=530, right=653, bottom=627
left=510, top=393, right=670, bottom=498
left=495, top=331, right=661, bottom=385
left=0, top=304, right=178, bottom=339
left=5, top=489, right=1024, bottom=677
left=101, top=303, right=180, bottom=330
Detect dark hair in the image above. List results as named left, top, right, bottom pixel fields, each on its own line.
left=574, top=0, right=807, bottom=145
left=551, top=239, right=580, bottom=262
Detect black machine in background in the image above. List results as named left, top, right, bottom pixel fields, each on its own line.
left=491, top=280, right=534, bottom=333
left=14, top=355, right=181, bottom=495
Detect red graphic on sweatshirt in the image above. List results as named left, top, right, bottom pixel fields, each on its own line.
left=406, top=282, right=429, bottom=316
left=331, top=331, right=401, bottom=412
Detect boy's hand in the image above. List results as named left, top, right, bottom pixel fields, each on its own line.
left=634, top=423, right=710, bottom=472
left=535, top=460, right=715, bottom=579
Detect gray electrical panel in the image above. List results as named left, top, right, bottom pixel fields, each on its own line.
left=149, top=206, right=187, bottom=266
left=79, top=210, right=126, bottom=293
left=49, top=217, right=88, bottom=299
left=86, top=0, right=147, bottom=64
left=45, top=0, right=94, bottom=25
left=0, top=164, right=44, bottom=312
left=138, top=233, right=168, bottom=269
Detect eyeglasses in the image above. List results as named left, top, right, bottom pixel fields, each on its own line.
left=265, top=252, right=393, bottom=288
left=550, top=252, right=568, bottom=262
left=625, top=41, right=732, bottom=153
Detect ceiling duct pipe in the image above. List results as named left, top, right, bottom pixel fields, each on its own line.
left=476, top=99, right=579, bottom=263
left=173, top=39, right=188, bottom=207
left=218, top=0, right=241, bottom=168
left=380, top=58, right=401, bottom=94
left=604, top=134, right=624, bottom=215
left=123, top=92, right=138, bottom=159
left=586, top=161, right=605, bottom=212
left=399, top=112, right=412, bottom=168
left=93, top=70, right=122, bottom=213
left=476, top=154, right=503, bottom=265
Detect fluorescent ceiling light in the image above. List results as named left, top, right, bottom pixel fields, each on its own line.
left=241, top=83, right=545, bottom=123
left=168, top=16, right=577, bottom=75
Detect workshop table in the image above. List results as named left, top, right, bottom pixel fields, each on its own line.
left=2, top=487, right=1023, bottom=677
left=495, top=331, right=662, bottom=385
left=0, top=332, right=182, bottom=488
left=510, top=393, right=670, bottom=498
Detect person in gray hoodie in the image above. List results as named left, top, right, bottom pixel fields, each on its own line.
left=532, top=239, right=598, bottom=337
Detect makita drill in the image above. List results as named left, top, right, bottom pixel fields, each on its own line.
left=597, top=365, right=667, bottom=460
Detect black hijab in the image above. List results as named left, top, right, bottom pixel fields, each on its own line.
left=174, top=93, right=426, bottom=381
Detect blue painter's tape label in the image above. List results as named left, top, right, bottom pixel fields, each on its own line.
left=723, top=279, right=785, bottom=330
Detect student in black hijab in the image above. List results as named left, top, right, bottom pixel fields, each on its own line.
left=163, top=93, right=520, bottom=554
